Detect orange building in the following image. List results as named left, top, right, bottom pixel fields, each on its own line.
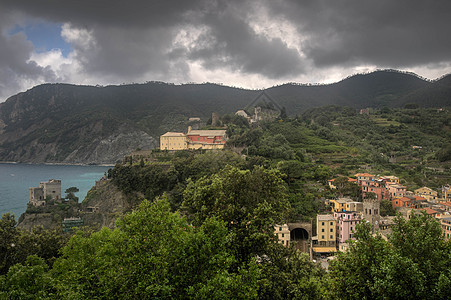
left=392, top=196, right=426, bottom=210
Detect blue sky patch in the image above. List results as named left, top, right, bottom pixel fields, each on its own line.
left=8, top=22, right=72, bottom=57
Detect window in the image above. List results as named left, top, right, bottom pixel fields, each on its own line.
left=322, top=235, right=325, bottom=239
left=281, top=233, right=284, bottom=238
left=330, top=228, right=333, bottom=232
left=279, top=227, right=282, bottom=231
left=330, top=222, right=333, bottom=226
left=330, top=235, right=333, bottom=239
left=322, top=222, right=324, bottom=226
left=322, top=228, right=325, bottom=232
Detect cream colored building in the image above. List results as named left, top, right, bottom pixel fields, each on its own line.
left=29, top=179, right=62, bottom=206
left=275, top=224, right=290, bottom=246
left=160, top=132, right=188, bottom=150
left=346, top=201, right=363, bottom=212
left=415, top=186, right=438, bottom=202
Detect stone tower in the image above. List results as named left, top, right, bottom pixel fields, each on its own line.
left=211, top=112, right=220, bottom=127
left=363, top=197, right=380, bottom=232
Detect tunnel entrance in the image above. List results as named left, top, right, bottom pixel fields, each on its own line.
left=288, top=224, right=311, bottom=253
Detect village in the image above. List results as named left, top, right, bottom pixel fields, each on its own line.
left=26, top=102, right=451, bottom=263
left=28, top=170, right=450, bottom=260
left=278, top=173, right=451, bottom=260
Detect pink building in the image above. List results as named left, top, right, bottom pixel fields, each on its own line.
left=334, top=211, right=363, bottom=243
left=387, top=183, right=407, bottom=199
left=361, top=179, right=389, bottom=201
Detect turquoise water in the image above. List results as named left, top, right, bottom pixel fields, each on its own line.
left=0, top=163, right=111, bottom=219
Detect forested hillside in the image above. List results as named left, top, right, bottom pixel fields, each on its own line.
left=0, top=70, right=450, bottom=164
left=2, top=106, right=451, bottom=298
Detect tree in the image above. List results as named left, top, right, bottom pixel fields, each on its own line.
left=257, top=243, right=326, bottom=299
left=0, top=255, right=54, bottom=299
left=182, top=165, right=290, bottom=266
left=0, top=214, right=18, bottom=275
left=52, top=197, right=260, bottom=299
left=334, top=177, right=361, bottom=199
left=380, top=199, right=395, bottom=216
left=389, top=212, right=451, bottom=296
left=65, top=186, right=79, bottom=202
left=328, top=212, right=451, bottom=299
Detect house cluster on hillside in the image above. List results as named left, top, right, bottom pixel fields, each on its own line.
left=277, top=172, right=451, bottom=255
left=160, top=126, right=227, bottom=150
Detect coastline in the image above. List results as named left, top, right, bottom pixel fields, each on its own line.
left=0, top=161, right=115, bottom=167
left=0, top=163, right=112, bottom=219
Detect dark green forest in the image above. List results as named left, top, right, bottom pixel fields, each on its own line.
left=1, top=69, right=451, bottom=164
left=1, top=106, right=451, bottom=298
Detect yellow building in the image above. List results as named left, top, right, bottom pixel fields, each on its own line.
left=274, top=224, right=290, bottom=247
left=160, top=132, right=187, bottom=150
left=327, top=197, right=353, bottom=212
left=414, top=186, right=438, bottom=202
left=443, top=185, right=451, bottom=202
left=380, top=175, right=400, bottom=184
left=313, top=214, right=337, bottom=253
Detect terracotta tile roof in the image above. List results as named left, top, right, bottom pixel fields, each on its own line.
left=355, top=173, right=375, bottom=177
left=424, top=208, right=438, bottom=215
left=187, top=130, right=226, bottom=137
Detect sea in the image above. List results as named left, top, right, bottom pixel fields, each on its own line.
left=0, top=163, right=111, bottom=219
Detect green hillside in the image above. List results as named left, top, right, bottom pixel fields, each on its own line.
left=0, top=70, right=449, bottom=164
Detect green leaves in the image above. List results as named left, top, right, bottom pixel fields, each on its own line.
left=0, top=255, right=54, bottom=299
left=52, top=196, right=260, bottom=299
left=329, top=212, right=451, bottom=299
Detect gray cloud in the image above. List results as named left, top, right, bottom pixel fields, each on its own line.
left=0, top=0, right=451, bottom=101
left=0, top=9, right=57, bottom=100
left=268, top=0, right=451, bottom=68
left=187, top=2, right=304, bottom=78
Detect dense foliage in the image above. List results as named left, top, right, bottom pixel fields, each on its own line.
left=328, top=213, right=451, bottom=299
left=1, top=104, right=450, bottom=298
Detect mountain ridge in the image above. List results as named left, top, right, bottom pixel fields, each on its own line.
left=1, top=69, right=450, bottom=164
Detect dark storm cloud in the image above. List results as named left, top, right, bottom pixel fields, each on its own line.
left=187, top=2, right=304, bottom=78
left=1, top=0, right=451, bottom=101
left=1, top=0, right=204, bottom=28
left=268, top=0, right=451, bottom=68
left=1, top=0, right=306, bottom=80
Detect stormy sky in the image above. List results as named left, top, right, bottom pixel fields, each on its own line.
left=1, top=0, right=450, bottom=101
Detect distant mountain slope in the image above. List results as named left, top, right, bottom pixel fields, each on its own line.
left=0, top=70, right=448, bottom=164
left=397, top=73, right=451, bottom=107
